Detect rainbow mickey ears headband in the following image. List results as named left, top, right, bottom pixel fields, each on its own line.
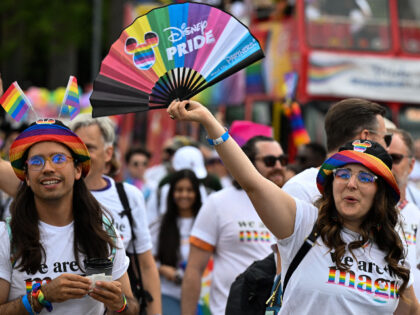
left=316, top=140, right=400, bottom=205
left=9, top=118, right=90, bottom=181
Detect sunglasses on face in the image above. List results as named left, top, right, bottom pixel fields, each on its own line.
left=390, top=153, right=412, bottom=165
left=256, top=155, right=288, bottom=167
left=333, top=168, right=377, bottom=184
left=367, top=130, right=393, bottom=147
left=26, top=153, right=74, bottom=171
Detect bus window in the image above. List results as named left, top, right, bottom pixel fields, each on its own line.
left=398, top=0, right=420, bottom=54
left=305, top=0, right=391, bottom=51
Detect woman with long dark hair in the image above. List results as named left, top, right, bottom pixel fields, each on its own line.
left=152, top=169, right=202, bottom=315
left=168, top=100, right=420, bottom=314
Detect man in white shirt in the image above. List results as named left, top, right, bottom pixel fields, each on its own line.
left=387, top=128, right=420, bottom=299
left=283, top=98, right=392, bottom=203
left=69, top=114, right=162, bottom=315
left=181, top=135, right=286, bottom=315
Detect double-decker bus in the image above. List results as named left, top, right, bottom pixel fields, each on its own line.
left=247, top=0, right=420, bottom=143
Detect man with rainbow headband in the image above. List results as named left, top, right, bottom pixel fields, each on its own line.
left=0, top=119, right=139, bottom=314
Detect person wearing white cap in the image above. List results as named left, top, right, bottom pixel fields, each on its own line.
left=181, top=135, right=287, bottom=315
left=146, top=146, right=222, bottom=226
left=172, top=146, right=208, bottom=179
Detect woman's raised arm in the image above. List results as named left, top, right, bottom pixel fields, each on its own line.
left=167, top=100, right=297, bottom=239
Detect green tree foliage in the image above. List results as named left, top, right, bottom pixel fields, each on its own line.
left=0, top=0, right=96, bottom=87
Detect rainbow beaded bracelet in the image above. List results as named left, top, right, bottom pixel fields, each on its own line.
left=116, top=294, right=128, bottom=313
left=32, top=283, right=53, bottom=312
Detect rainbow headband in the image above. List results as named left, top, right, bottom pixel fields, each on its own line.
left=9, top=119, right=91, bottom=181
left=316, top=150, right=400, bottom=204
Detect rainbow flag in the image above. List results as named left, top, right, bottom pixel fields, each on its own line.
left=285, top=102, right=310, bottom=147
left=0, top=82, right=31, bottom=122
left=62, top=76, right=80, bottom=120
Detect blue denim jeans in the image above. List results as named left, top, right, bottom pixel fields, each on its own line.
left=162, top=294, right=181, bottom=315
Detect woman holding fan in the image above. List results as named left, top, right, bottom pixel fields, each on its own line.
left=167, top=100, right=419, bottom=314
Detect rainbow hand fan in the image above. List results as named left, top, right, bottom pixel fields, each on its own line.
left=90, top=2, right=264, bottom=117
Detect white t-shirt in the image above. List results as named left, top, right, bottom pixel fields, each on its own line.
left=0, top=220, right=129, bottom=315
left=399, top=201, right=420, bottom=301
left=399, top=201, right=420, bottom=267
left=406, top=183, right=420, bottom=208
left=144, top=164, right=170, bottom=192
left=91, top=176, right=152, bottom=254
left=150, top=217, right=194, bottom=299
left=278, top=198, right=412, bottom=315
left=282, top=167, right=320, bottom=204
left=190, top=187, right=274, bottom=315
left=409, top=160, right=420, bottom=182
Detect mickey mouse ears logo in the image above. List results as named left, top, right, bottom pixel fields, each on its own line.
left=125, top=32, right=159, bottom=70
left=352, top=140, right=372, bottom=152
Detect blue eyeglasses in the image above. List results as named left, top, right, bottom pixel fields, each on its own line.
left=333, top=168, right=377, bottom=184
left=26, top=153, right=74, bottom=171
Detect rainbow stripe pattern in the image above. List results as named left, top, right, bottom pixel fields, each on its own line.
left=405, top=233, right=416, bottom=245
left=316, top=150, right=400, bottom=203
left=285, top=102, right=310, bottom=147
left=326, top=267, right=400, bottom=303
left=9, top=119, right=90, bottom=181
left=90, top=2, right=264, bottom=117
left=239, top=230, right=271, bottom=242
left=309, top=61, right=353, bottom=83
left=125, top=32, right=159, bottom=70
left=62, top=76, right=80, bottom=120
left=0, top=81, right=30, bottom=122
left=352, top=140, right=372, bottom=152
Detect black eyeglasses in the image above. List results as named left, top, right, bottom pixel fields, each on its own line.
left=367, top=130, right=393, bottom=147
left=390, top=153, right=412, bottom=165
left=256, top=155, right=288, bottom=167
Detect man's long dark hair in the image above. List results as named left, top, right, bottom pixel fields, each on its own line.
left=9, top=178, right=116, bottom=274
left=157, top=169, right=202, bottom=267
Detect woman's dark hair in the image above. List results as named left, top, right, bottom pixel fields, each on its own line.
left=315, top=176, right=410, bottom=296
left=157, top=169, right=202, bottom=267
left=10, top=178, right=116, bottom=274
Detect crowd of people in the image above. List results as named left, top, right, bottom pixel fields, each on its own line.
left=1, top=74, right=420, bottom=314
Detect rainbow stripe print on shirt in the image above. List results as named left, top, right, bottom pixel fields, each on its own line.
left=239, top=230, right=271, bottom=242
left=326, top=263, right=400, bottom=304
